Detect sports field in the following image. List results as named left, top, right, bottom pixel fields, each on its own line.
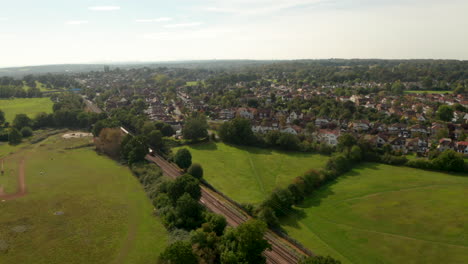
left=281, top=163, right=468, bottom=264
left=0, top=132, right=168, bottom=264
left=0, top=97, right=53, bottom=122
left=174, top=142, right=328, bottom=204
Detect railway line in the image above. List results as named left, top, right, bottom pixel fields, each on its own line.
left=146, top=153, right=308, bottom=264
left=85, top=98, right=311, bottom=263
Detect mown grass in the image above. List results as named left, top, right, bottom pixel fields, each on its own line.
left=186, top=81, right=199, bottom=86
left=281, top=163, right=468, bottom=264
left=0, top=133, right=168, bottom=264
left=0, top=97, right=53, bottom=122
left=174, top=142, right=328, bottom=204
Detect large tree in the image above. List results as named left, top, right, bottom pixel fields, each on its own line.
left=8, top=128, right=22, bottom=145
left=182, top=113, right=208, bottom=141
left=436, top=105, right=454, bottom=122
left=174, top=148, right=192, bottom=169
left=219, top=220, right=271, bottom=264
left=159, top=241, right=198, bottom=264
left=167, top=174, right=201, bottom=203
left=218, top=118, right=255, bottom=145
left=95, top=127, right=123, bottom=159
left=12, top=114, right=32, bottom=130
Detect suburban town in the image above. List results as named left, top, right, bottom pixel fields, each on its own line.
left=1, top=0, right=468, bottom=263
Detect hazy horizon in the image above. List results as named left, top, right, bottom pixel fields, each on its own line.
left=1, top=0, right=468, bottom=68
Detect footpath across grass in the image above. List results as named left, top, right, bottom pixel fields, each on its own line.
left=0, top=97, right=53, bottom=122
left=281, top=163, right=468, bottom=264
left=174, top=142, right=328, bottom=204
left=0, top=133, right=168, bottom=264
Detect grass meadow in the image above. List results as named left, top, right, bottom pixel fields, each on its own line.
left=0, top=133, right=168, bottom=264
left=281, top=163, right=468, bottom=264
left=0, top=97, right=53, bottom=122
left=174, top=142, right=328, bottom=204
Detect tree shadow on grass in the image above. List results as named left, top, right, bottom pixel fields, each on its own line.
left=189, top=141, right=218, bottom=151
left=280, top=166, right=367, bottom=230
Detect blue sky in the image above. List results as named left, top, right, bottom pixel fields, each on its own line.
left=0, top=0, right=467, bottom=67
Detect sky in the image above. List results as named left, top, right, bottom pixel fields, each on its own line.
left=0, top=0, right=467, bottom=67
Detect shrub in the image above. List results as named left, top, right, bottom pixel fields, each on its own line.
left=8, top=128, right=22, bottom=145
left=174, top=148, right=192, bottom=169
left=20, top=126, right=33, bottom=137
left=187, top=163, right=203, bottom=179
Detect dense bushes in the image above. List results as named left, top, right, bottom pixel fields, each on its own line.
left=259, top=169, right=324, bottom=227
left=130, top=162, right=270, bottom=264
left=219, top=118, right=256, bottom=145
left=407, top=150, right=465, bottom=172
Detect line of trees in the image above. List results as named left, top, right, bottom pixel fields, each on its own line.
left=128, top=160, right=272, bottom=264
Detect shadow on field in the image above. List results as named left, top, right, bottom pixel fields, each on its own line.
left=190, top=142, right=218, bottom=151
left=280, top=164, right=373, bottom=229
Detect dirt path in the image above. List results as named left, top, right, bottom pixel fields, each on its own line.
left=0, top=158, right=26, bottom=201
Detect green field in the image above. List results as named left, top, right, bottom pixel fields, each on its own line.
left=0, top=133, right=168, bottom=264
left=175, top=142, right=328, bottom=204
left=405, top=90, right=453, bottom=94
left=282, top=163, right=468, bottom=264
left=0, top=97, right=53, bottom=122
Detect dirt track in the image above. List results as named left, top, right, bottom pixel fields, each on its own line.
left=0, top=158, right=26, bottom=201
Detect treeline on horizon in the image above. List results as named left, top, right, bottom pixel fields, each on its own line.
left=2, top=59, right=468, bottom=84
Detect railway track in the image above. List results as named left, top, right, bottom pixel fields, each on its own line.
left=146, top=153, right=309, bottom=264
left=85, top=99, right=310, bottom=263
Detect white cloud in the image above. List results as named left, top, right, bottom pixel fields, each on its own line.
left=66, top=20, right=89, bottom=25
left=0, top=17, right=8, bottom=21
left=88, top=6, right=121, bottom=11
left=164, top=22, right=202, bottom=28
left=135, top=17, right=172, bottom=23
left=202, top=0, right=327, bottom=15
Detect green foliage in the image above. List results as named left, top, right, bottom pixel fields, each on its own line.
left=183, top=113, right=208, bottom=141
left=219, top=220, right=271, bottom=264
left=326, top=154, right=353, bottom=175
left=175, top=148, right=192, bottom=169
left=187, top=163, right=204, bottom=179
left=0, top=109, right=5, bottom=125
left=148, top=130, right=164, bottom=149
left=159, top=241, right=198, bottom=264
left=204, top=213, right=227, bottom=236
left=218, top=118, right=256, bottom=145
left=20, top=126, right=33, bottom=137
left=13, top=113, right=32, bottom=129
left=258, top=206, right=279, bottom=228
left=348, top=145, right=362, bottom=162
left=436, top=105, right=454, bottom=122
left=432, top=150, right=465, bottom=172
left=379, top=153, right=408, bottom=166
left=92, top=118, right=120, bottom=136
left=391, top=80, right=405, bottom=95
left=300, top=256, right=342, bottom=264
left=121, top=136, right=148, bottom=165
left=276, top=133, right=300, bottom=151
left=8, top=128, right=22, bottom=145
left=167, top=174, right=201, bottom=204
left=337, top=133, right=357, bottom=152
left=174, top=193, right=204, bottom=230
